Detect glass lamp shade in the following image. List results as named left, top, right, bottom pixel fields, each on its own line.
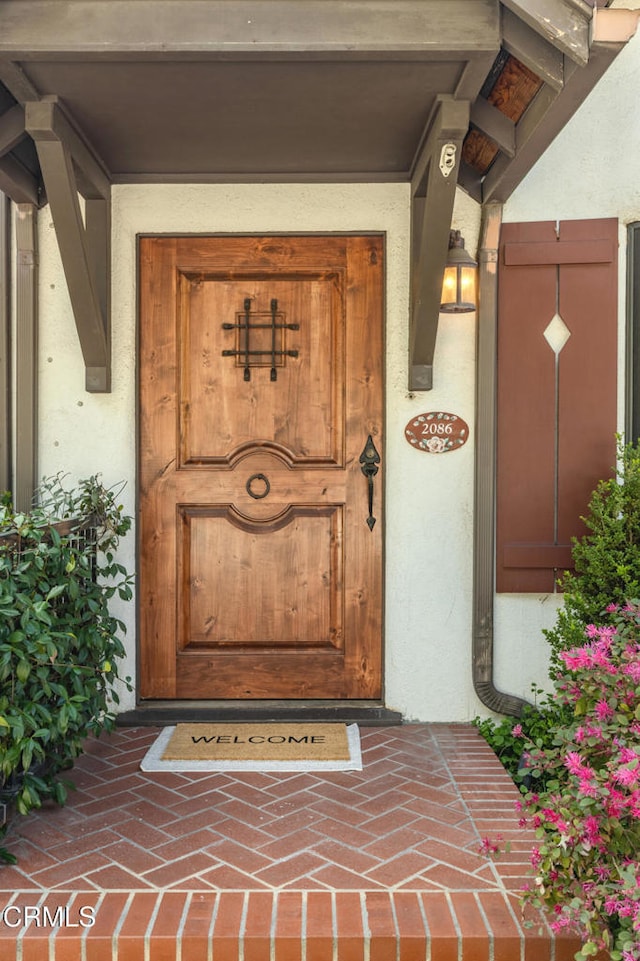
left=440, top=231, right=477, bottom=313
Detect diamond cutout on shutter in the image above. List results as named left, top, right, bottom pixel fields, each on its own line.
left=543, top=312, right=571, bottom=355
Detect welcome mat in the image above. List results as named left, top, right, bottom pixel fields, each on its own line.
left=140, top=723, right=362, bottom=772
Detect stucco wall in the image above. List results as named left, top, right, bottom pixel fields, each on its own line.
left=32, top=10, right=638, bottom=718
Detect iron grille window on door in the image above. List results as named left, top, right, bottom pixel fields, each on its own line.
left=221, top=297, right=299, bottom=381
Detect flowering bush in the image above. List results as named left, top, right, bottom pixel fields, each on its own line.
left=515, top=602, right=640, bottom=961
left=473, top=687, right=568, bottom=788
left=545, top=438, right=640, bottom=673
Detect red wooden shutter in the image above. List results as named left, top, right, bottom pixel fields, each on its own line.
left=496, top=218, right=618, bottom=593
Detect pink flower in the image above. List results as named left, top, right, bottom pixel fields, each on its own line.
left=478, top=835, right=502, bottom=858
left=595, top=699, right=614, bottom=720
left=579, top=777, right=599, bottom=798
left=624, top=663, right=640, bottom=683
left=614, top=767, right=639, bottom=787
left=606, top=789, right=626, bottom=817
left=605, top=895, right=622, bottom=915
left=511, top=723, right=523, bottom=738
left=584, top=724, right=604, bottom=740
left=583, top=816, right=601, bottom=839
left=565, top=751, right=586, bottom=775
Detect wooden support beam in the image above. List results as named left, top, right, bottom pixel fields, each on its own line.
left=458, top=160, right=483, bottom=203
left=502, top=8, right=564, bottom=92
left=85, top=196, right=111, bottom=385
left=25, top=99, right=111, bottom=392
left=469, top=98, right=516, bottom=157
left=26, top=98, right=110, bottom=200
left=0, top=193, right=10, bottom=493
left=409, top=98, right=469, bottom=391
left=0, top=103, right=26, bottom=158
left=14, top=204, right=37, bottom=511
left=500, top=0, right=591, bottom=66
left=0, top=1, right=500, bottom=57
left=0, top=154, right=39, bottom=205
left=0, top=59, right=40, bottom=104
left=481, top=73, right=564, bottom=203
left=31, top=138, right=110, bottom=391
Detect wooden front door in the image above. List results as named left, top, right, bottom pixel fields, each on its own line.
left=138, top=235, right=384, bottom=699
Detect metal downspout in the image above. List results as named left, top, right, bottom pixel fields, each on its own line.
left=472, top=202, right=530, bottom=717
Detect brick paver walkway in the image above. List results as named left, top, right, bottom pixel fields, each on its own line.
left=0, top=724, right=580, bottom=959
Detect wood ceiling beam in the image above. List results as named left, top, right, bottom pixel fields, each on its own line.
left=0, top=154, right=39, bottom=205
left=458, top=161, right=483, bottom=204
left=480, top=31, right=626, bottom=205
left=481, top=82, right=560, bottom=202
left=0, top=59, right=40, bottom=103
left=0, top=1, right=499, bottom=57
left=25, top=99, right=111, bottom=392
left=500, top=0, right=591, bottom=67
left=409, top=97, right=470, bottom=391
left=501, top=8, right=564, bottom=92
left=455, top=50, right=501, bottom=103
left=26, top=97, right=110, bottom=200
left=469, top=98, right=516, bottom=157
left=0, top=103, right=26, bottom=157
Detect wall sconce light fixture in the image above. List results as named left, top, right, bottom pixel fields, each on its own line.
left=440, top=229, right=477, bottom=313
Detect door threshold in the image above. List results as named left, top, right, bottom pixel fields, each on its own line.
left=116, top=699, right=403, bottom=727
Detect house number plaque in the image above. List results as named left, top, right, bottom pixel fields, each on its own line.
left=404, top=412, right=469, bottom=453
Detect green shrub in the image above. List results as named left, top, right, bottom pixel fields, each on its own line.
left=0, top=475, right=133, bottom=861
left=473, top=687, right=568, bottom=790
left=476, top=437, right=640, bottom=795
left=516, top=604, right=640, bottom=961
left=545, top=436, right=640, bottom=671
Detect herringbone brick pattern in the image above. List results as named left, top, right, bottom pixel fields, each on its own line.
left=0, top=724, right=580, bottom=959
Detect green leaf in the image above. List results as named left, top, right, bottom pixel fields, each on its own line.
left=45, top=584, right=67, bottom=601
left=16, top=660, right=31, bottom=683
left=581, top=942, right=599, bottom=957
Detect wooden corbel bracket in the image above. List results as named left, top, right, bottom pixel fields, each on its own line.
left=409, top=97, right=470, bottom=391
left=25, top=97, right=112, bottom=392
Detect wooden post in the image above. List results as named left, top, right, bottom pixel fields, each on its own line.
left=0, top=192, right=10, bottom=494
left=14, top=203, right=38, bottom=511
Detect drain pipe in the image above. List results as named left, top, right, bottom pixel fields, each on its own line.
left=472, top=202, right=531, bottom=717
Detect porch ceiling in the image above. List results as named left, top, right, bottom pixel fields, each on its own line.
left=0, top=0, right=632, bottom=393
left=0, top=0, right=622, bottom=198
